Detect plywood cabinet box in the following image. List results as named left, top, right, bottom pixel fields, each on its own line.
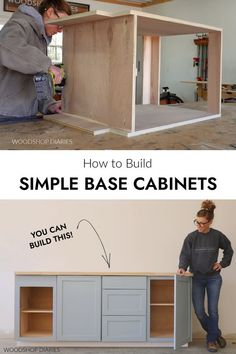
left=15, top=273, right=192, bottom=349
left=46, top=10, right=222, bottom=137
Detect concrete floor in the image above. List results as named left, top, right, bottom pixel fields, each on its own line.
left=1, top=102, right=236, bottom=150
left=0, top=339, right=236, bottom=354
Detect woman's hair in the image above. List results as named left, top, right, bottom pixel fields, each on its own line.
left=38, top=0, right=72, bottom=15
left=197, top=200, right=216, bottom=221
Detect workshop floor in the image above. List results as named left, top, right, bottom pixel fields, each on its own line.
left=1, top=102, right=236, bottom=150
left=0, top=339, right=236, bottom=354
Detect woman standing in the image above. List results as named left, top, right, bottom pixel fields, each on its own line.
left=178, top=200, right=234, bottom=353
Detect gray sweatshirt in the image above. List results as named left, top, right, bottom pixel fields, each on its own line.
left=179, top=228, right=234, bottom=275
left=0, top=5, right=54, bottom=117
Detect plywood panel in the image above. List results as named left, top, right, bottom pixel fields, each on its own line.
left=142, top=36, right=151, bottom=104
left=135, top=11, right=222, bottom=36
left=62, top=21, right=110, bottom=121
left=94, top=0, right=172, bottom=8
left=48, top=11, right=112, bottom=27
left=109, top=15, right=136, bottom=131
left=29, top=288, right=53, bottom=310
left=45, top=114, right=110, bottom=135
left=62, top=16, right=135, bottom=131
left=135, top=105, right=217, bottom=131
left=150, top=280, right=174, bottom=304
left=20, top=287, right=52, bottom=310
left=20, top=312, right=29, bottom=336
left=150, top=306, right=174, bottom=337
left=207, top=31, right=222, bottom=114
left=142, top=36, right=159, bottom=105
left=150, top=36, right=159, bottom=105
left=50, top=11, right=221, bottom=35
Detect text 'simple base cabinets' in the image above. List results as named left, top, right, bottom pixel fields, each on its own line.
left=15, top=273, right=192, bottom=349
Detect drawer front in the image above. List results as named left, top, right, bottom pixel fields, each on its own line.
left=102, top=316, right=146, bottom=341
left=15, top=275, right=57, bottom=287
left=103, top=289, right=146, bottom=315
left=102, top=276, right=146, bottom=289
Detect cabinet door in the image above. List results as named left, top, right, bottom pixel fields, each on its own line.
left=174, top=275, right=192, bottom=349
left=15, top=276, right=57, bottom=341
left=57, top=276, right=101, bottom=341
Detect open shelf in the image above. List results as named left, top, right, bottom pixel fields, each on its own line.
left=150, top=279, right=174, bottom=304
left=20, top=287, right=53, bottom=337
left=21, top=309, right=53, bottom=313
left=20, top=330, right=53, bottom=337
left=149, top=279, right=174, bottom=338
left=150, top=305, right=174, bottom=338
left=150, top=329, right=174, bottom=338
left=151, top=303, right=174, bottom=306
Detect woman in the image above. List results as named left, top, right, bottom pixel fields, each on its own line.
left=0, top=0, right=71, bottom=120
left=178, top=200, right=234, bottom=353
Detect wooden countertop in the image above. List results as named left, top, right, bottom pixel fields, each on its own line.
left=48, top=10, right=222, bottom=35
left=181, top=80, right=208, bottom=84
left=15, top=271, right=192, bottom=276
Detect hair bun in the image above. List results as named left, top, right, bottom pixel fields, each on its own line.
left=201, top=200, right=216, bottom=213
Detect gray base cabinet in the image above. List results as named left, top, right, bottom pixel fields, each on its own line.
left=15, top=273, right=192, bottom=348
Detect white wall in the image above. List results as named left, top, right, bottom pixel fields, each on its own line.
left=0, top=200, right=235, bottom=339
left=145, top=0, right=236, bottom=101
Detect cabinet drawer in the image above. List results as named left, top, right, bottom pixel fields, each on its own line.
left=15, top=275, right=57, bottom=287
left=102, top=276, right=146, bottom=289
left=102, top=316, right=146, bottom=341
left=103, top=289, right=146, bottom=315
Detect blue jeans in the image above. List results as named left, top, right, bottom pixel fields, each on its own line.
left=192, top=273, right=222, bottom=343
left=0, top=115, right=41, bottom=124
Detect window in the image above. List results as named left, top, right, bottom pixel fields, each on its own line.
left=48, top=32, right=63, bottom=64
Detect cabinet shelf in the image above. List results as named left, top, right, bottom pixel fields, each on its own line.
left=21, top=309, right=53, bottom=313
left=20, top=330, right=53, bottom=337
left=150, top=330, right=174, bottom=338
left=151, top=303, right=174, bottom=306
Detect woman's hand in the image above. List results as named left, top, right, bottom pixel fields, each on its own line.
left=49, top=65, right=64, bottom=85
left=47, top=101, right=61, bottom=114
left=213, top=262, right=222, bottom=271
left=177, top=268, right=186, bottom=276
